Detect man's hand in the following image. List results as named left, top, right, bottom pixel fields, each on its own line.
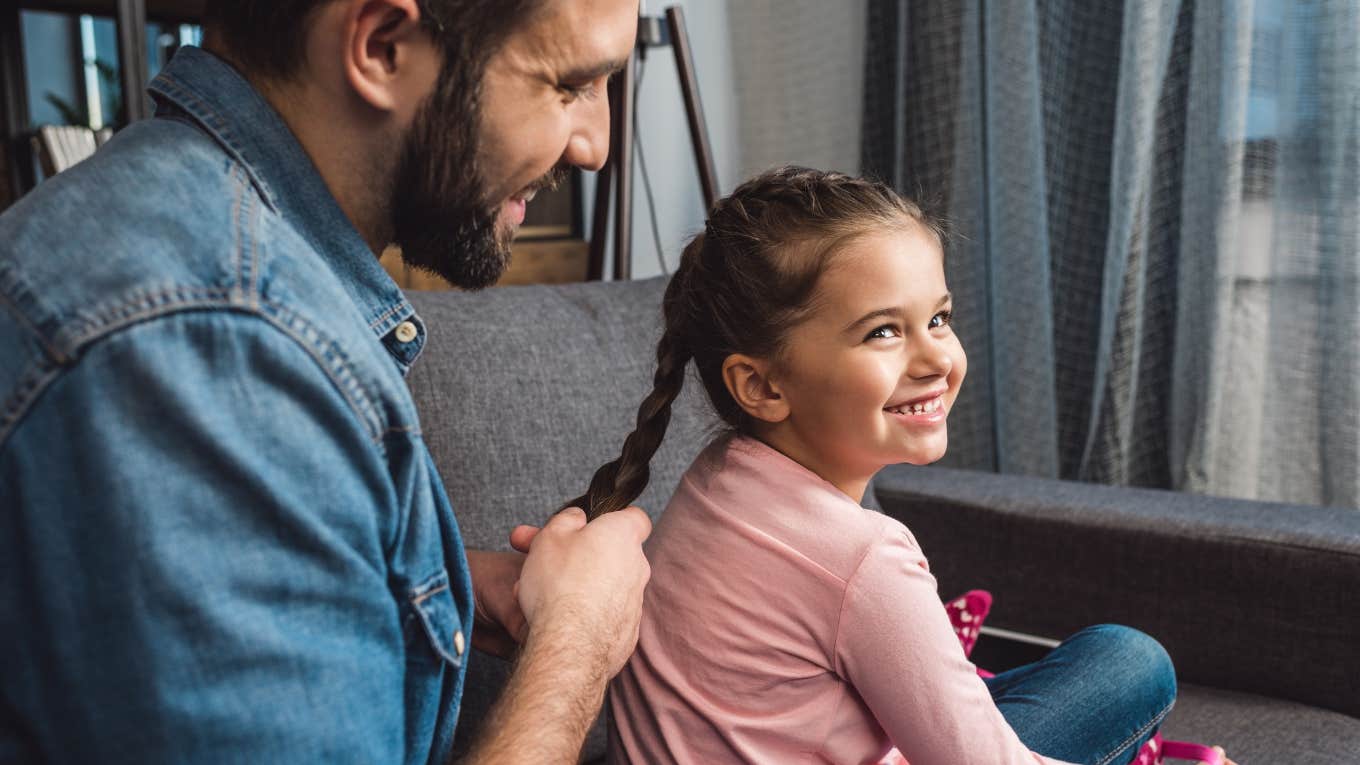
left=462, top=522, right=553, bottom=658
left=515, top=506, right=652, bottom=678
left=465, top=549, right=530, bottom=658
left=463, top=506, right=652, bottom=764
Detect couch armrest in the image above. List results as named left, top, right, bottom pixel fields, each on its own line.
left=872, top=465, right=1360, bottom=718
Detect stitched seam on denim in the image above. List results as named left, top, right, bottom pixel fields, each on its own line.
left=255, top=298, right=388, bottom=448
left=41, top=291, right=388, bottom=450
left=412, top=583, right=449, bottom=606
left=228, top=163, right=263, bottom=311
left=230, top=162, right=247, bottom=303
left=150, top=77, right=279, bottom=212
left=1094, top=697, right=1175, bottom=765
left=368, top=300, right=412, bottom=335
left=0, top=360, right=62, bottom=447
left=0, top=266, right=68, bottom=364
left=54, top=284, right=394, bottom=448
left=247, top=187, right=261, bottom=311
left=55, top=286, right=235, bottom=353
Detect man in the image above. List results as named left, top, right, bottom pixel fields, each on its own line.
left=0, top=0, right=649, bottom=762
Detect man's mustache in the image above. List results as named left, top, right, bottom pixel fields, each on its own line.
left=524, top=165, right=569, bottom=197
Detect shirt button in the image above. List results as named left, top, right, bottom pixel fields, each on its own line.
left=394, top=321, right=418, bottom=344
left=453, top=630, right=466, bottom=656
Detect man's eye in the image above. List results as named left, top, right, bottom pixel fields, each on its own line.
left=865, top=324, right=901, bottom=341
left=929, top=310, right=954, bottom=329
left=559, top=82, right=596, bottom=101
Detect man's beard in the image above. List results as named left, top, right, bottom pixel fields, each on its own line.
left=388, top=78, right=566, bottom=290
left=389, top=80, right=506, bottom=290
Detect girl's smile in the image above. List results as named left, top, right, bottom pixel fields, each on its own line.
left=884, top=390, right=949, bottom=422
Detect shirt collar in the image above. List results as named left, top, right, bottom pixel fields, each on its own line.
left=147, top=46, right=424, bottom=369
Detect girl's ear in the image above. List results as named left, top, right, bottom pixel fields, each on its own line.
left=722, top=354, right=790, bottom=424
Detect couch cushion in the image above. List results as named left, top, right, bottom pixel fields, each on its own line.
left=1164, top=684, right=1360, bottom=764
left=407, top=277, right=715, bottom=759
left=408, top=277, right=714, bottom=546
left=874, top=463, right=1360, bottom=718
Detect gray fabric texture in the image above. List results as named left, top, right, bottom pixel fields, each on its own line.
left=1164, top=684, right=1360, bottom=764
left=406, top=278, right=716, bottom=760
left=874, top=463, right=1360, bottom=719
left=863, top=0, right=1360, bottom=507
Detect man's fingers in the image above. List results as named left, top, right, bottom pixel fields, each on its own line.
left=595, top=505, right=653, bottom=542
left=508, top=524, right=540, bottom=553
left=543, top=506, right=588, bottom=534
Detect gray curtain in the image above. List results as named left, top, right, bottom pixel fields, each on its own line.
left=863, top=0, right=1358, bottom=507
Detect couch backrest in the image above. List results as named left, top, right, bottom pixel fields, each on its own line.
left=407, top=276, right=716, bottom=758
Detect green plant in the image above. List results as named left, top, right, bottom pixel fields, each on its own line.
left=41, top=59, right=124, bottom=130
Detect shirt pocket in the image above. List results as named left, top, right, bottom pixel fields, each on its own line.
left=403, top=569, right=465, bottom=669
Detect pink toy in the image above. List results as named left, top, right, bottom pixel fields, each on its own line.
left=943, top=591, right=1223, bottom=765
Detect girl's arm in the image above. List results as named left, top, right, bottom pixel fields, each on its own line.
left=833, top=530, right=1075, bottom=765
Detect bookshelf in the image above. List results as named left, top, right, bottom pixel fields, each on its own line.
left=4, top=0, right=203, bottom=198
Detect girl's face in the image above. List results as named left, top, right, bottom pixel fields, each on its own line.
left=762, top=225, right=966, bottom=499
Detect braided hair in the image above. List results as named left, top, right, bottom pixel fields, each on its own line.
left=566, top=167, right=944, bottom=519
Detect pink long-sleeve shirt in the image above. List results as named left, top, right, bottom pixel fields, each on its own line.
left=608, top=435, right=1073, bottom=765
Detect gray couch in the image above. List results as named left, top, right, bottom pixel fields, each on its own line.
left=406, top=276, right=1360, bottom=763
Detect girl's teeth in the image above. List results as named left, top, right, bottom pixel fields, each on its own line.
left=891, top=397, right=943, bottom=415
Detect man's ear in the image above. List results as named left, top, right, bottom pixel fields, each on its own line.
left=722, top=354, right=790, bottom=424
left=342, top=0, right=436, bottom=112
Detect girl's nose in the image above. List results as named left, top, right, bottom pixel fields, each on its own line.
left=908, top=339, right=953, bottom=380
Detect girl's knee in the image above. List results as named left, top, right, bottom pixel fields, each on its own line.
left=1072, top=624, right=1178, bottom=708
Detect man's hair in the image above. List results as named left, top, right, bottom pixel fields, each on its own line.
left=202, top=0, right=534, bottom=79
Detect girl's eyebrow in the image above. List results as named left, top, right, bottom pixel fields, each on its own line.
left=843, top=292, right=952, bottom=333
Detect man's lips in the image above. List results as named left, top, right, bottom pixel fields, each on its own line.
left=500, top=186, right=541, bottom=228
left=502, top=197, right=527, bottom=227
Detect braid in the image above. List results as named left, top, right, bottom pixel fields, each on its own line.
left=565, top=321, right=693, bottom=520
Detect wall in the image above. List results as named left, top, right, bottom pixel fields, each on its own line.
left=582, top=0, right=743, bottom=280
left=22, top=12, right=82, bottom=127
left=584, top=0, right=866, bottom=279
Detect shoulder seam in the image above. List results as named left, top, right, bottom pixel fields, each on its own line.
left=0, top=304, right=391, bottom=451
left=829, top=535, right=884, bottom=679
left=0, top=270, right=70, bottom=365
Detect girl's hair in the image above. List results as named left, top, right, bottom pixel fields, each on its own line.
left=566, top=166, right=945, bottom=519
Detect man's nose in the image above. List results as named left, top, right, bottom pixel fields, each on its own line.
left=563, top=93, right=611, bottom=172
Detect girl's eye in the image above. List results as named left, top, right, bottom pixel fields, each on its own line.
left=865, top=324, right=901, bottom=341
left=929, top=310, right=954, bottom=330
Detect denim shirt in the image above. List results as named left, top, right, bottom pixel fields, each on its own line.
left=0, top=47, right=473, bottom=764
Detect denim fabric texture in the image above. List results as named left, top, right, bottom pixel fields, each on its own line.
left=987, top=625, right=1178, bottom=765
left=0, top=47, right=473, bottom=764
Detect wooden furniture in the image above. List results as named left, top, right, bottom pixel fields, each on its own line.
left=32, top=125, right=99, bottom=177
left=381, top=240, right=590, bottom=291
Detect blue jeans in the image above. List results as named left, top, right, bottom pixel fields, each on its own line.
left=986, top=624, right=1177, bottom=765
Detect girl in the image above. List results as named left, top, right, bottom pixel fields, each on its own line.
left=567, top=167, right=1211, bottom=765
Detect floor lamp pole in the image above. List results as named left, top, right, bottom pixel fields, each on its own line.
left=587, top=5, right=719, bottom=281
